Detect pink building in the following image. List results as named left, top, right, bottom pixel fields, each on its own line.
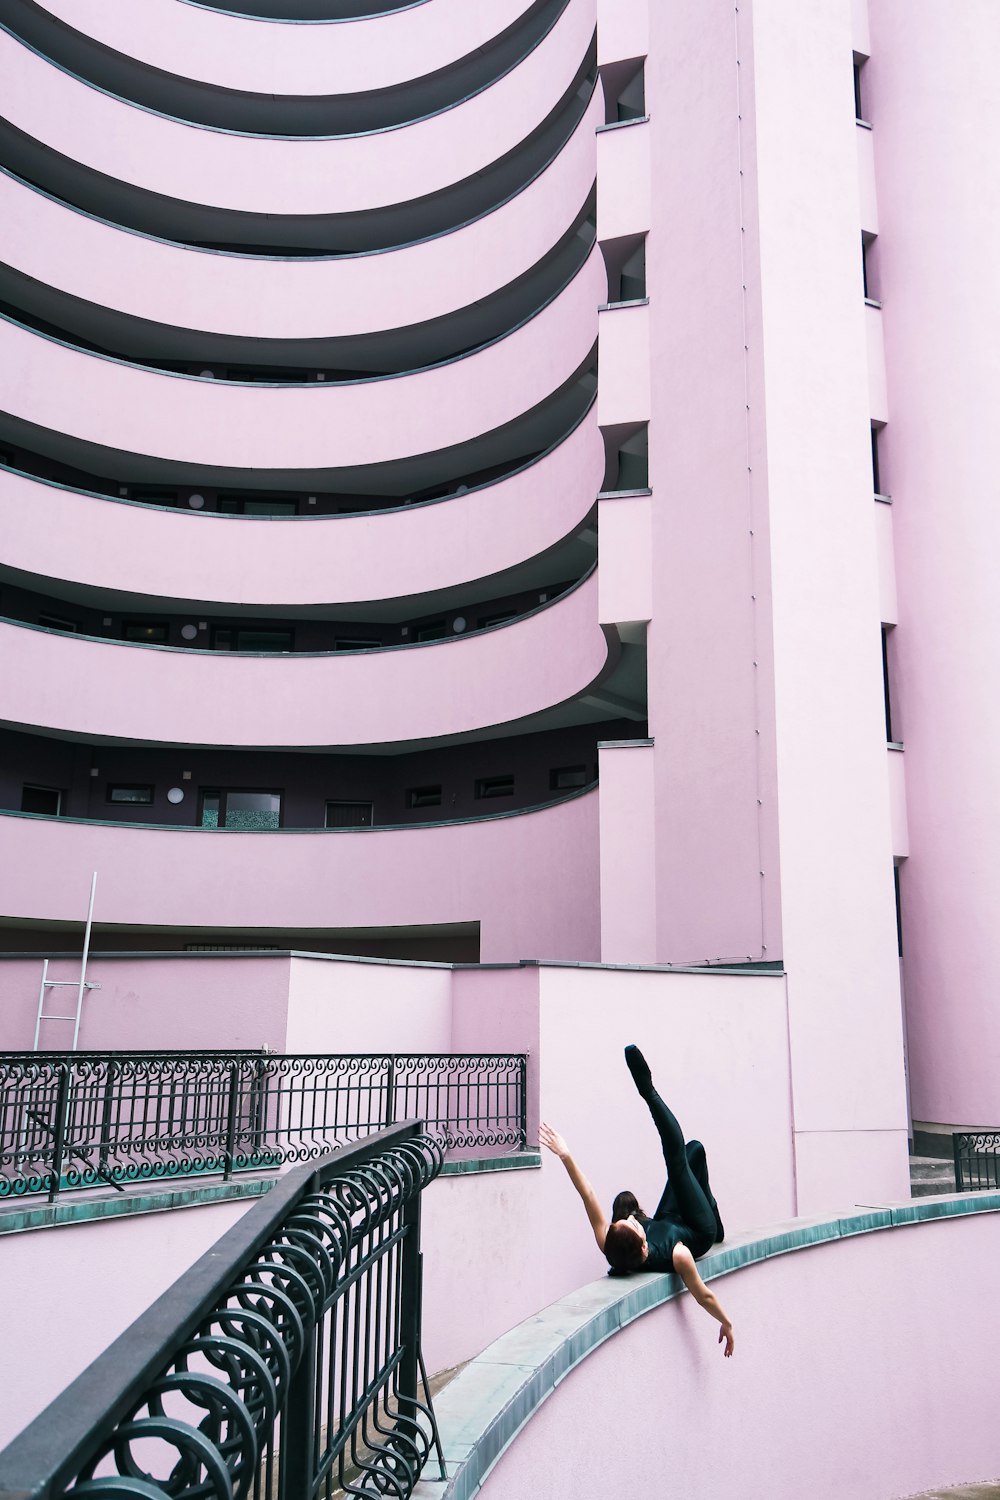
left=0, top=0, right=994, bottom=1214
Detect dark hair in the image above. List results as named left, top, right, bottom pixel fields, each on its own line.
left=603, top=1219, right=646, bottom=1274
left=612, top=1190, right=644, bottom=1223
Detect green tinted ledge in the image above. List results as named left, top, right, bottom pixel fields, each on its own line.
left=0, top=1176, right=275, bottom=1235
left=413, top=1191, right=1000, bottom=1500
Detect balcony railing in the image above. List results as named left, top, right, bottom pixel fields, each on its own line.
left=0, top=1121, right=445, bottom=1500
left=953, top=1131, right=1000, bottom=1191
left=0, top=1050, right=527, bottom=1202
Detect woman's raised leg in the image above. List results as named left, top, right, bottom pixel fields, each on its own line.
left=624, top=1046, right=718, bottom=1247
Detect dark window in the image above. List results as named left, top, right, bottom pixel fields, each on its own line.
left=609, top=425, right=649, bottom=491
left=854, top=60, right=864, bottom=121
left=108, top=784, right=153, bottom=805
left=893, top=865, right=903, bottom=956
left=21, top=784, right=62, bottom=816
left=477, top=611, right=517, bottom=630
left=334, top=637, right=382, bottom=652
left=38, top=614, right=78, bottom=633
left=124, top=621, right=169, bottom=644
left=225, top=370, right=308, bottom=385
left=217, top=497, right=298, bottom=517
left=550, top=766, right=589, bottom=791
left=862, top=237, right=870, bottom=298
left=133, top=491, right=178, bottom=507
left=326, top=800, right=373, bottom=829
left=200, top=789, right=282, bottom=830
left=475, top=775, right=514, bottom=800
left=871, top=426, right=882, bottom=494
left=414, top=620, right=448, bottom=643
left=881, top=626, right=894, bottom=741
left=616, top=64, right=645, bottom=122
left=618, top=240, right=646, bottom=302
left=407, top=786, right=442, bottom=810
left=212, top=627, right=294, bottom=652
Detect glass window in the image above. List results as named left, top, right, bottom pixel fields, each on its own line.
left=38, top=614, right=78, bottom=633
left=414, top=620, right=448, bottom=643
left=334, top=638, right=382, bottom=652
left=407, top=786, right=442, bottom=810
left=21, top=784, right=62, bottom=816
left=200, top=789, right=281, bottom=830
left=475, top=775, right=514, bottom=800
left=108, top=785, right=153, bottom=805
left=124, top=621, right=169, bottom=644
left=550, top=766, right=588, bottom=791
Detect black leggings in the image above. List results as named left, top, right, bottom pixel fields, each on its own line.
left=627, top=1048, right=721, bottom=1257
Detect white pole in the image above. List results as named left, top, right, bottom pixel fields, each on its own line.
left=33, top=958, right=49, bottom=1051
left=72, top=871, right=97, bottom=1052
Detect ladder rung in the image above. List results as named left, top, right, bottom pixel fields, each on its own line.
left=42, top=981, right=100, bottom=989
left=39, top=1014, right=77, bottom=1022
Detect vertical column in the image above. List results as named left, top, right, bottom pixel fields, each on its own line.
left=598, top=739, right=656, bottom=964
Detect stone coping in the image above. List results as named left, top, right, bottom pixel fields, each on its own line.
left=440, top=1152, right=540, bottom=1177
left=0, top=1176, right=275, bottom=1234
left=414, top=1191, right=1000, bottom=1500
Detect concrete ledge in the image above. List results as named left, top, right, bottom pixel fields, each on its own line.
left=416, top=1191, right=1000, bottom=1500
left=0, top=1176, right=275, bottom=1235
left=440, top=1153, right=540, bottom=1178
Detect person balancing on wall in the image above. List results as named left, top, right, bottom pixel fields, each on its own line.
left=540, top=1044, right=735, bottom=1357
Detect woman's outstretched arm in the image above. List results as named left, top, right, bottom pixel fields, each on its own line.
left=539, top=1122, right=609, bottom=1252
left=672, top=1244, right=735, bottom=1357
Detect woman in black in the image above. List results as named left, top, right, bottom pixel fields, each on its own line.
left=540, top=1044, right=734, bottom=1357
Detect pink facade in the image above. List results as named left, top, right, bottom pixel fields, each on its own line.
left=0, top=0, right=994, bottom=1237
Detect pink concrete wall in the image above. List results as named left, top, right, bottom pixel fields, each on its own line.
left=0, top=576, right=607, bottom=748
left=481, top=1212, right=1000, bottom=1500
left=0, top=249, right=602, bottom=472
left=597, top=741, right=656, bottom=963
left=0, top=1195, right=260, bottom=1451
left=749, top=0, right=909, bottom=1207
left=30, top=0, right=539, bottom=97
left=0, top=954, right=292, bottom=1053
left=0, top=94, right=599, bottom=346
left=284, top=956, right=453, bottom=1056
left=644, top=0, right=782, bottom=969
left=0, top=412, right=601, bottom=610
left=0, top=791, right=601, bottom=965
left=867, top=0, right=1000, bottom=1128
left=0, top=1, right=593, bottom=217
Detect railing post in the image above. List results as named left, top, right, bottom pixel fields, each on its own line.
left=385, top=1056, right=396, bottom=1128
left=397, top=1182, right=421, bottom=1421
left=98, top=1058, right=116, bottom=1181
left=48, top=1064, right=71, bottom=1204
left=518, top=1054, right=527, bottom=1151
left=223, top=1060, right=240, bottom=1182
left=952, top=1133, right=963, bottom=1193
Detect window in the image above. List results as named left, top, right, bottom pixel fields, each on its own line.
left=407, top=786, right=442, bottom=810
left=871, top=425, right=882, bottom=495
left=212, top=627, right=295, bottom=652
left=893, top=865, right=903, bottom=957
left=606, top=425, right=649, bottom=491
left=881, top=626, right=894, bottom=742
left=475, top=775, right=514, bottom=800
left=124, top=621, right=169, bottom=644
left=107, top=784, right=153, bottom=805
left=550, top=766, right=588, bottom=791
left=217, top=496, right=298, bottom=517
left=600, top=60, right=646, bottom=125
left=477, top=610, right=517, bottom=630
left=414, top=620, right=448, bottom=643
left=38, top=614, right=78, bottom=633
left=618, top=241, right=646, bottom=302
left=326, top=800, right=373, bottom=828
left=133, top=491, right=178, bottom=507
left=854, top=59, right=865, bottom=122
left=334, top=637, right=382, bottom=651
left=21, top=784, right=62, bottom=816
left=201, top=789, right=282, bottom=830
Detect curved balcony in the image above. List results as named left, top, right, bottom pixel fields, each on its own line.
left=0, top=247, right=604, bottom=484
left=0, top=90, right=599, bottom=368
left=0, top=1, right=596, bottom=251
left=0, top=410, right=602, bottom=610
left=5, top=0, right=558, bottom=135
left=0, top=573, right=611, bottom=748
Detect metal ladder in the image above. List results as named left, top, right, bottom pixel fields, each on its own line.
left=33, top=872, right=101, bottom=1051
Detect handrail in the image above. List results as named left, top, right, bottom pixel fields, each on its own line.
left=0, top=1120, right=445, bottom=1500
left=0, top=1050, right=528, bottom=1201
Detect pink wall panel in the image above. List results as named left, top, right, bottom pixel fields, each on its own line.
left=0, top=94, right=600, bottom=344
left=0, top=575, right=606, bottom=747
left=597, top=741, right=656, bottom=963
left=0, top=413, right=602, bottom=609
left=595, top=120, right=650, bottom=241
left=0, top=249, right=603, bottom=471
left=0, top=1, right=594, bottom=218
left=596, top=301, right=650, bottom=425
left=30, top=0, right=540, bottom=98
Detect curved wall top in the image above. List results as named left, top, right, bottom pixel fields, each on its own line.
left=0, top=2, right=594, bottom=220
left=0, top=572, right=608, bottom=747
left=0, top=91, right=599, bottom=344
left=0, top=411, right=602, bottom=608
left=22, top=0, right=541, bottom=99
left=0, top=247, right=603, bottom=476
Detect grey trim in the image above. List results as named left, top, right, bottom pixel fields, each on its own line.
left=594, top=114, right=649, bottom=133
left=0, top=1176, right=275, bottom=1236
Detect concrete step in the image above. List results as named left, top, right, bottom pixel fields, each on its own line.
left=909, top=1155, right=957, bottom=1197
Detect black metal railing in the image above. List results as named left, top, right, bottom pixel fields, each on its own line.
left=0, top=1121, right=445, bottom=1500
left=953, top=1131, right=1000, bottom=1191
left=0, top=1050, right=527, bottom=1201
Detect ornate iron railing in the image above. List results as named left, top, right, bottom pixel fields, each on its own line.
left=953, top=1131, right=1000, bottom=1191
left=0, top=1122, right=444, bottom=1500
left=0, top=1051, right=527, bottom=1201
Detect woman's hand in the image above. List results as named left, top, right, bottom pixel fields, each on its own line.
left=718, top=1323, right=735, bottom=1358
left=539, top=1121, right=570, bottom=1160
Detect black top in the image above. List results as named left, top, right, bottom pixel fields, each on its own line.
left=640, top=1215, right=690, bottom=1273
